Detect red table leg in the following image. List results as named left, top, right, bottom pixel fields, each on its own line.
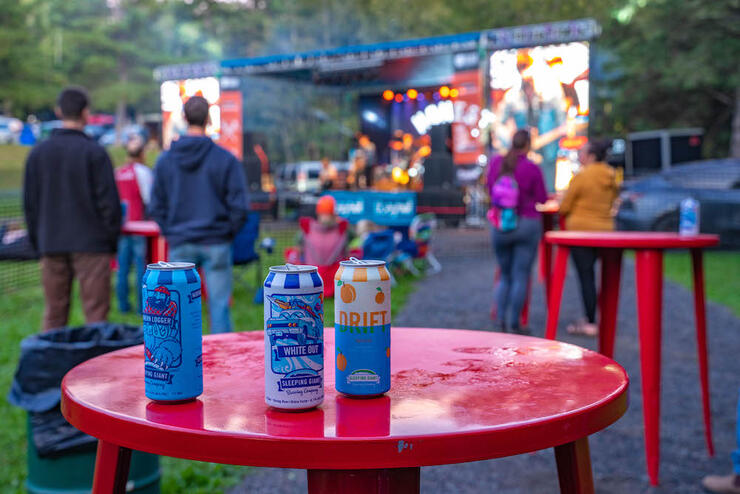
left=554, top=437, right=594, bottom=494
left=307, top=467, right=420, bottom=494
left=635, top=249, right=663, bottom=486
left=545, top=246, right=570, bottom=340
left=92, top=440, right=132, bottom=494
left=521, top=279, right=531, bottom=328
left=490, top=267, right=501, bottom=321
left=149, top=235, right=168, bottom=263
left=691, top=248, right=714, bottom=456
left=539, top=213, right=554, bottom=286
left=598, top=249, right=623, bottom=359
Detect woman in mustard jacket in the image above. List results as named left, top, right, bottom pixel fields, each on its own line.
left=559, top=140, right=618, bottom=336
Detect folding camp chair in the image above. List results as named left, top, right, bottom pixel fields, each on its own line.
left=232, top=211, right=273, bottom=304
left=299, top=217, right=349, bottom=298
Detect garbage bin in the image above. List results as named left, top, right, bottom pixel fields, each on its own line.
left=8, top=324, right=160, bottom=493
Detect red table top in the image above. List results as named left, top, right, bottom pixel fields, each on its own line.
left=121, top=220, right=160, bottom=237
left=535, top=200, right=560, bottom=214
left=545, top=231, right=719, bottom=249
left=61, top=329, right=628, bottom=470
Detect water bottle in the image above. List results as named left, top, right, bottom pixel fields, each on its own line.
left=679, top=198, right=700, bottom=236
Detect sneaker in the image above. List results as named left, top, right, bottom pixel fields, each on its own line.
left=702, top=474, right=740, bottom=493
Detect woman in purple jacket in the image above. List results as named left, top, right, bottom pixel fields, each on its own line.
left=488, top=129, right=548, bottom=333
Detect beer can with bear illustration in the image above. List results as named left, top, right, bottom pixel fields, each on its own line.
left=334, top=258, right=391, bottom=397
left=141, top=261, right=203, bottom=402
left=263, top=264, right=324, bottom=410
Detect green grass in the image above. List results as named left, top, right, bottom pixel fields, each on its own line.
left=662, top=251, right=740, bottom=317
left=0, top=145, right=29, bottom=191
left=0, top=252, right=417, bottom=493
left=0, top=144, right=157, bottom=191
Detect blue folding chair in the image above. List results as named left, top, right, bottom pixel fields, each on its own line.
left=361, top=230, right=399, bottom=285
left=232, top=211, right=272, bottom=303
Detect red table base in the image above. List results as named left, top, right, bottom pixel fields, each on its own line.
left=92, top=441, right=596, bottom=494
left=93, top=441, right=132, bottom=494
left=544, top=233, right=717, bottom=486
left=307, top=467, right=421, bottom=494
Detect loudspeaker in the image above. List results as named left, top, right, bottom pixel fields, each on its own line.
left=424, top=155, right=455, bottom=188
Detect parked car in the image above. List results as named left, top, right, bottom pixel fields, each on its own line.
left=85, top=124, right=113, bottom=141
left=0, top=116, right=22, bottom=144
left=98, top=124, right=148, bottom=147
left=39, top=120, right=63, bottom=139
left=276, top=161, right=323, bottom=194
left=616, top=159, right=740, bottom=247
left=274, top=160, right=350, bottom=216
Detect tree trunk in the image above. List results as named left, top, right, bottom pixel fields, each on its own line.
left=731, top=87, right=740, bottom=158
left=115, top=60, right=128, bottom=146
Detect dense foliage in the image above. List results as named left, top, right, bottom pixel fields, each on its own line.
left=1, top=0, right=737, bottom=156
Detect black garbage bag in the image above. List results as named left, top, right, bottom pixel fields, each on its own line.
left=7, top=323, right=143, bottom=457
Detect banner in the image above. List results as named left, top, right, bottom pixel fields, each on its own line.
left=326, top=191, right=416, bottom=226
left=217, top=90, right=243, bottom=160
left=451, top=69, right=483, bottom=166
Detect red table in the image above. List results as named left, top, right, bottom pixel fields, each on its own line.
left=62, top=328, right=628, bottom=494
left=121, top=221, right=168, bottom=263
left=536, top=199, right=564, bottom=299
left=544, top=231, right=719, bottom=485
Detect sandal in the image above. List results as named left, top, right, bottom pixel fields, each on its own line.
left=567, top=320, right=598, bottom=337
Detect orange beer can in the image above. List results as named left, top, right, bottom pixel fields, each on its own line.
left=334, top=258, right=391, bottom=396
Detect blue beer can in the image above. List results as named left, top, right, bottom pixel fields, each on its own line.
left=142, top=261, right=203, bottom=402
left=264, top=264, right=324, bottom=410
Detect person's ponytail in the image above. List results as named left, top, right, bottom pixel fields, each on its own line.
left=501, top=129, right=531, bottom=175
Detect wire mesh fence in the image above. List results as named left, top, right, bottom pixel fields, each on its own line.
left=0, top=185, right=493, bottom=294
left=0, top=191, right=39, bottom=294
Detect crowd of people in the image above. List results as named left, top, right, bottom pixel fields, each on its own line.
left=23, top=87, right=249, bottom=334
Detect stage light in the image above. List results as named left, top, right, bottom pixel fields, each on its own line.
left=394, top=93, right=404, bottom=103
left=418, top=145, right=431, bottom=157
left=392, top=166, right=409, bottom=185
left=407, top=89, right=418, bottom=100
left=450, top=88, right=459, bottom=98
left=439, top=86, right=450, bottom=98
left=382, top=90, right=394, bottom=101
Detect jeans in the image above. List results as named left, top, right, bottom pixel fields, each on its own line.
left=571, top=246, right=599, bottom=324
left=117, top=236, right=147, bottom=313
left=733, top=388, right=740, bottom=474
left=169, top=242, right=233, bottom=334
left=492, top=217, right=541, bottom=329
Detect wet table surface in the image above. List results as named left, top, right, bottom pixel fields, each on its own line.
left=62, top=328, right=628, bottom=471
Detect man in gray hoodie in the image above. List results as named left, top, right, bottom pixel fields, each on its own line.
left=149, top=96, right=249, bottom=333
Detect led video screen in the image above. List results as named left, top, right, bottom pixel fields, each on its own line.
left=487, top=42, right=589, bottom=190
left=160, top=77, right=221, bottom=149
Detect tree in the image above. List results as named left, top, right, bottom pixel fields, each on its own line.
left=600, top=0, right=740, bottom=157
left=0, top=0, right=63, bottom=115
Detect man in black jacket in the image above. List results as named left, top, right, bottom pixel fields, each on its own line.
left=24, top=87, right=121, bottom=331
left=149, top=96, right=248, bottom=333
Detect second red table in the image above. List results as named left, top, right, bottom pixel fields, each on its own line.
left=544, top=230, right=719, bottom=486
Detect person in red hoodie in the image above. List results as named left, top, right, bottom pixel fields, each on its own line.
left=114, top=135, right=153, bottom=313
